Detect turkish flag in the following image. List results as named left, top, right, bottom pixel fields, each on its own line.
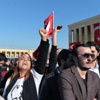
left=94, top=23, right=100, bottom=44
left=69, top=41, right=81, bottom=51
left=44, top=13, right=53, bottom=37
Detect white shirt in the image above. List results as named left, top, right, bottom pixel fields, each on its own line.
left=3, top=77, right=25, bottom=100
left=31, top=68, right=43, bottom=96
left=89, top=64, right=100, bottom=78
left=3, top=68, right=43, bottom=99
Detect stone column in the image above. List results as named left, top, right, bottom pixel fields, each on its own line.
left=13, top=52, right=15, bottom=57
left=19, top=52, right=21, bottom=56
left=74, top=29, right=77, bottom=42
left=10, top=51, right=12, bottom=57
left=4, top=51, right=7, bottom=57
left=90, top=24, right=94, bottom=41
left=79, top=27, right=82, bottom=43
left=84, top=26, right=88, bottom=43
left=8, top=51, right=10, bottom=58
left=69, top=30, right=73, bottom=43
left=15, top=51, right=17, bottom=57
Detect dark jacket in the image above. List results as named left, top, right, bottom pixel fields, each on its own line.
left=48, top=45, right=57, bottom=73
left=0, top=67, right=2, bottom=86
left=58, top=66, right=100, bottom=100
left=39, top=67, right=60, bottom=100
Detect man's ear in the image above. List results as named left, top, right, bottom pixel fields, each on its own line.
left=97, top=52, right=100, bottom=57
left=60, top=59, right=65, bottom=66
left=73, top=56, right=76, bottom=62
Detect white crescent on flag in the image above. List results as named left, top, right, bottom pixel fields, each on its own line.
left=70, top=44, right=75, bottom=50
left=97, top=37, right=100, bottom=41
left=44, top=13, right=53, bottom=38
left=94, top=26, right=100, bottom=32
left=46, top=21, right=50, bottom=32
left=94, top=23, right=100, bottom=44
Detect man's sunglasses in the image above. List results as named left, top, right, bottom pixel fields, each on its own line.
left=79, top=53, right=95, bottom=59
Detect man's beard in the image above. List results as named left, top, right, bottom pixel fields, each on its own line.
left=79, top=65, right=90, bottom=71
left=78, top=60, right=91, bottom=71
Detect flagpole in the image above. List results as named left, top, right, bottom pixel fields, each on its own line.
left=52, top=11, right=54, bottom=29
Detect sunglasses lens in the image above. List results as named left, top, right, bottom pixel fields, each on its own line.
left=83, top=54, right=89, bottom=58
left=82, top=53, right=94, bottom=58
left=91, top=54, right=95, bottom=58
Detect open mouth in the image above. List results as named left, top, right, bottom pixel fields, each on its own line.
left=22, top=63, right=28, bottom=65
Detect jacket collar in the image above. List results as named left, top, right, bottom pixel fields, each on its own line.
left=71, top=65, right=87, bottom=100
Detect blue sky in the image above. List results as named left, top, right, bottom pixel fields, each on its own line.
left=0, top=0, right=100, bottom=50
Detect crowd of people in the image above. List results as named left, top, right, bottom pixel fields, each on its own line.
left=0, top=26, right=100, bottom=100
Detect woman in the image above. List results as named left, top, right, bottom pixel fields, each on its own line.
left=0, top=58, right=18, bottom=95
left=3, top=28, right=49, bottom=100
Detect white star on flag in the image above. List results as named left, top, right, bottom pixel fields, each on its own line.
left=97, top=37, right=100, bottom=41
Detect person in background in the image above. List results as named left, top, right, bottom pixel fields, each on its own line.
left=0, top=53, right=7, bottom=98
left=39, top=25, right=74, bottom=100
left=0, top=53, right=7, bottom=66
left=39, top=49, right=73, bottom=100
left=36, top=25, right=62, bottom=95
left=1, top=58, right=12, bottom=81
left=58, top=43, right=100, bottom=100
left=3, top=28, right=49, bottom=100
left=3, top=58, right=12, bottom=71
left=0, top=58, right=18, bottom=95
left=31, top=59, right=36, bottom=68
left=86, top=41, right=100, bottom=77
left=45, top=25, right=62, bottom=75
left=0, top=53, right=7, bottom=84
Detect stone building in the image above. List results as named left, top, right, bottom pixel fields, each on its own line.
left=0, top=48, right=34, bottom=59
left=68, top=15, right=100, bottom=47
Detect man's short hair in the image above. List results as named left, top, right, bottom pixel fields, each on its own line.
left=86, top=41, right=100, bottom=52
left=0, top=53, right=7, bottom=62
left=57, top=49, right=72, bottom=66
left=72, top=43, right=90, bottom=57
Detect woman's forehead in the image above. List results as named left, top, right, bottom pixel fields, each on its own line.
left=19, top=54, right=30, bottom=58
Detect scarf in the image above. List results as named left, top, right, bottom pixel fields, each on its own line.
left=4, top=73, right=38, bottom=100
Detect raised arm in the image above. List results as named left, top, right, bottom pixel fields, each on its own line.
left=48, top=25, right=62, bottom=73
left=34, top=28, right=49, bottom=74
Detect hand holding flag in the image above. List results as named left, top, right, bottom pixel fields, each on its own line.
left=33, top=12, right=54, bottom=59
left=44, top=12, right=54, bottom=37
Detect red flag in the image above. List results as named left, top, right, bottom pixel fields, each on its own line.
left=69, top=41, right=81, bottom=51
left=33, top=45, right=41, bottom=59
left=94, top=23, right=100, bottom=44
left=44, top=13, right=53, bottom=37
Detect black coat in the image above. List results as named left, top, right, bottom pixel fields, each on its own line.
left=39, top=68, right=61, bottom=100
